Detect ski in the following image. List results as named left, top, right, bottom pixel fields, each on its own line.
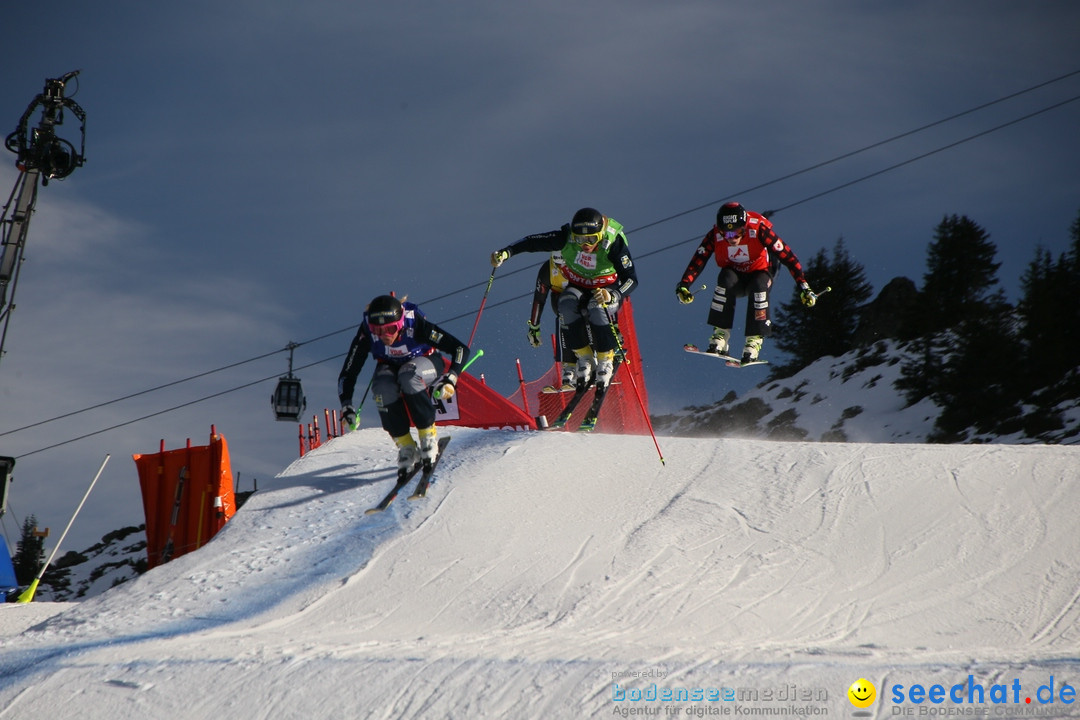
left=408, top=436, right=452, bottom=500
left=577, top=357, right=623, bottom=432
left=541, top=383, right=576, bottom=394
left=684, top=344, right=768, bottom=368
left=364, top=436, right=451, bottom=513
left=364, top=465, right=423, bottom=515
left=548, top=382, right=592, bottom=429
left=577, top=383, right=611, bottom=432
left=543, top=381, right=618, bottom=393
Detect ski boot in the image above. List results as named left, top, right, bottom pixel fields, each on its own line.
left=742, top=335, right=764, bottom=364
left=595, top=350, right=616, bottom=388
left=707, top=327, right=731, bottom=356
left=574, top=351, right=595, bottom=390
left=418, top=426, right=439, bottom=471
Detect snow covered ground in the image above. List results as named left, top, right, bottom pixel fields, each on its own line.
left=655, top=340, right=1080, bottom=445
left=2, top=426, right=1080, bottom=719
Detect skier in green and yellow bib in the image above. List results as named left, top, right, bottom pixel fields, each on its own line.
left=491, top=208, right=638, bottom=390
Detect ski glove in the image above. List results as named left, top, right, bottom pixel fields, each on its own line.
left=526, top=321, right=542, bottom=348
left=675, top=285, right=694, bottom=304
left=432, top=374, right=457, bottom=400
left=490, top=249, right=510, bottom=268
left=592, top=287, right=615, bottom=306
left=799, top=282, right=817, bottom=308
left=341, top=405, right=358, bottom=431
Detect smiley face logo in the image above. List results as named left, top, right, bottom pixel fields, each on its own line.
left=848, top=678, right=876, bottom=708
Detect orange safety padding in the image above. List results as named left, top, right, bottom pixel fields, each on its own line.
left=133, top=432, right=237, bottom=569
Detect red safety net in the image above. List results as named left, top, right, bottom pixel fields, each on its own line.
left=526, top=297, right=652, bottom=434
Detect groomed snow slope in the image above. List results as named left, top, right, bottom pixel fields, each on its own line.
left=2, top=427, right=1079, bottom=718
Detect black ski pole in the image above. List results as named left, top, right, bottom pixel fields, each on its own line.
left=347, top=375, right=375, bottom=432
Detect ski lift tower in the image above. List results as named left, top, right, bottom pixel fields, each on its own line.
left=0, top=71, right=87, bottom=371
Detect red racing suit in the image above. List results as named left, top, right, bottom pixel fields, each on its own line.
left=679, top=211, right=807, bottom=287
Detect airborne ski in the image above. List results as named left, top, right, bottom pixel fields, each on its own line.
left=541, top=383, right=576, bottom=394
left=683, top=344, right=768, bottom=368
left=578, top=356, right=625, bottom=431
left=577, top=383, right=611, bottom=432
left=548, top=382, right=592, bottom=429
left=408, top=436, right=452, bottom=500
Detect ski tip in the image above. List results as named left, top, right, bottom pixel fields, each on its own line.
left=541, top=384, right=576, bottom=394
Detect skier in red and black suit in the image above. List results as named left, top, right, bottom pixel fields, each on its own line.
left=338, top=294, right=470, bottom=472
left=675, top=202, right=818, bottom=363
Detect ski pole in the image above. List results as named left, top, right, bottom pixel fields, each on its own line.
left=17, top=454, right=110, bottom=603
left=433, top=349, right=484, bottom=400
left=460, top=347, right=484, bottom=374
left=348, top=375, right=375, bottom=432
left=601, top=304, right=666, bottom=465
left=466, top=267, right=498, bottom=348
left=804, top=286, right=832, bottom=306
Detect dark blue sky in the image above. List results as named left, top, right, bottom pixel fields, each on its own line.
left=2, top=1, right=1078, bottom=552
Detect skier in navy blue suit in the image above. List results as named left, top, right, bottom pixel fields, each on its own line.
left=338, top=294, right=470, bottom=472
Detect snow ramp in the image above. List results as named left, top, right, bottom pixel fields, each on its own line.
left=2, top=427, right=1079, bottom=719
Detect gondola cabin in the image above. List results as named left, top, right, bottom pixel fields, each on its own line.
left=271, top=376, right=306, bottom=422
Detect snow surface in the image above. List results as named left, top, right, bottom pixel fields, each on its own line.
left=655, top=340, right=1080, bottom=445
left=2, top=426, right=1080, bottom=719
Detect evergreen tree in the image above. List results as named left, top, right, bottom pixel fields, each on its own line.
left=898, top=215, right=1008, bottom=405
left=928, top=299, right=1019, bottom=442
left=1018, top=248, right=1063, bottom=385
left=896, top=331, right=952, bottom=405
left=13, top=514, right=45, bottom=586
left=920, top=214, right=1002, bottom=331
left=1062, top=209, right=1080, bottom=374
left=772, top=237, right=873, bottom=376
left=1015, top=208, right=1080, bottom=429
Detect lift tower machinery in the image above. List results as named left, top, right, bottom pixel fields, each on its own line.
left=1, top=70, right=87, bottom=370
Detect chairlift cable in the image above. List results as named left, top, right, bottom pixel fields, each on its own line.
left=7, top=73, right=1079, bottom=451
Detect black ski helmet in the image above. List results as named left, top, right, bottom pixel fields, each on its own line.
left=717, top=202, right=747, bottom=231
left=570, top=207, right=606, bottom=236
left=367, top=294, right=403, bottom=326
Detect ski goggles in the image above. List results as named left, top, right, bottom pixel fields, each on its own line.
left=572, top=230, right=603, bottom=246
left=721, top=229, right=742, bottom=241
left=368, top=318, right=405, bottom=336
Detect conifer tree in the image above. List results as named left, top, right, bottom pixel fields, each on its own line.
left=1016, top=208, right=1080, bottom=425
left=772, top=237, right=873, bottom=376
left=898, top=215, right=1011, bottom=407
left=920, top=214, right=1002, bottom=330
left=928, top=297, right=1019, bottom=441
